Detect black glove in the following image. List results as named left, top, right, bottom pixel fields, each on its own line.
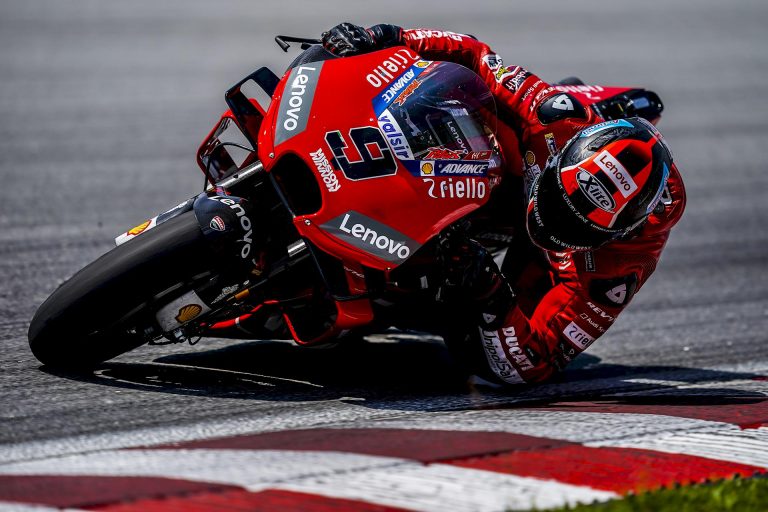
left=437, top=235, right=516, bottom=328
left=322, top=23, right=403, bottom=56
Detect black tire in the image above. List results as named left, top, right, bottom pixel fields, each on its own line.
left=28, top=211, right=214, bottom=369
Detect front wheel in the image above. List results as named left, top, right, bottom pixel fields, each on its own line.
left=28, top=211, right=214, bottom=369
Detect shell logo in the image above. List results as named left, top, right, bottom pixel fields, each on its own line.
left=175, top=304, right=203, bottom=324
left=127, top=220, right=151, bottom=237
left=525, top=151, right=536, bottom=167
left=421, top=162, right=434, bottom=175
left=415, top=61, right=430, bottom=68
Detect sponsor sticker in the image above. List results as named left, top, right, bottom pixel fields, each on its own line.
left=594, top=150, right=637, bottom=198
left=155, top=291, right=211, bottom=332
left=424, top=147, right=463, bottom=160
left=482, top=53, right=503, bottom=71
left=175, top=304, right=203, bottom=324
left=589, top=275, right=637, bottom=307
left=275, top=63, right=324, bottom=146
left=115, top=217, right=159, bottom=246
left=554, top=84, right=605, bottom=100
left=377, top=110, right=414, bottom=160
left=309, top=147, right=341, bottom=193
left=479, top=328, right=525, bottom=384
left=207, top=196, right=256, bottom=262
left=365, top=49, right=422, bottom=88
left=586, top=301, right=615, bottom=322
left=524, top=151, right=536, bottom=167
left=563, top=321, right=595, bottom=350
left=521, top=80, right=542, bottom=102
left=494, top=65, right=519, bottom=84
left=211, top=284, right=240, bottom=304
left=551, top=94, right=574, bottom=111
left=465, top=150, right=493, bottom=161
left=393, top=79, right=421, bottom=106
left=579, top=312, right=606, bottom=333
left=321, top=210, right=420, bottom=263
left=503, top=70, right=531, bottom=93
left=423, top=177, right=486, bottom=199
left=127, top=220, right=151, bottom=236
left=371, top=59, right=431, bottom=115
left=209, top=216, right=226, bottom=232
left=545, top=133, right=558, bottom=156
left=405, top=160, right=489, bottom=177
left=408, top=29, right=464, bottom=42
left=584, top=251, right=596, bottom=272
left=576, top=168, right=616, bottom=211
left=579, top=119, right=634, bottom=138
left=500, top=326, right=534, bottom=371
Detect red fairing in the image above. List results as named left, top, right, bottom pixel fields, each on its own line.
left=249, top=47, right=504, bottom=344
left=402, top=28, right=686, bottom=384
left=257, top=48, right=501, bottom=273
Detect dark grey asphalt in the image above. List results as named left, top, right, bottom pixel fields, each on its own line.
left=1, top=0, right=767, bottom=446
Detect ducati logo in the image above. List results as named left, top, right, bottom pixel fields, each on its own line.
left=552, top=94, right=574, bottom=111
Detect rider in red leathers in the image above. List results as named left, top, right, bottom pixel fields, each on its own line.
left=322, top=23, right=686, bottom=385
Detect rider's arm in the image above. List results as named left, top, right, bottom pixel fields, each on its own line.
left=477, top=233, right=670, bottom=384
left=322, top=23, right=597, bottom=144
left=398, top=28, right=567, bottom=140
left=474, top=166, right=686, bottom=384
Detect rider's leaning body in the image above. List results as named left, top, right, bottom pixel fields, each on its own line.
left=323, top=23, right=686, bottom=385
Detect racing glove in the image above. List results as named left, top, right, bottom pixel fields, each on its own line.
left=322, top=23, right=403, bottom=56
left=437, top=235, right=516, bottom=329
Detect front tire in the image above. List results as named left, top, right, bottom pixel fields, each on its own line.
left=28, top=212, right=213, bottom=369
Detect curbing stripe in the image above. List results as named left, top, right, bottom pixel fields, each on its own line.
left=147, top=428, right=573, bottom=460
left=0, top=475, right=239, bottom=510
left=273, top=464, right=617, bottom=512
left=445, top=445, right=762, bottom=493
left=0, top=449, right=617, bottom=512
left=88, top=489, right=410, bottom=512
left=592, top=426, right=768, bottom=468
left=523, top=397, right=768, bottom=428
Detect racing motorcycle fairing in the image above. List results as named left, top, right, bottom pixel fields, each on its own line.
left=258, top=47, right=503, bottom=274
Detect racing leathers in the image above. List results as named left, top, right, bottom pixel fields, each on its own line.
left=397, top=28, right=687, bottom=384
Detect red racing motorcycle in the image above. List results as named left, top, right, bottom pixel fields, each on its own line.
left=28, top=38, right=664, bottom=369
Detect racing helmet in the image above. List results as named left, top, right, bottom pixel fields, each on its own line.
left=526, top=117, right=673, bottom=251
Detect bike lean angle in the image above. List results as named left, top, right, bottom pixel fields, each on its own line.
left=28, top=36, right=664, bottom=370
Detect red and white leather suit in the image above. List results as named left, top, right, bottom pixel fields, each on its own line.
left=402, top=28, right=686, bottom=384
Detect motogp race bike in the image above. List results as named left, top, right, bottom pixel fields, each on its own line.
left=28, top=38, right=665, bottom=369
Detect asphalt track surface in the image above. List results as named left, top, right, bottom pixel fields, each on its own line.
left=1, top=0, right=768, bottom=510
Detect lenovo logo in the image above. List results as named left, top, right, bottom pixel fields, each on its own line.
left=594, top=150, right=637, bottom=197
left=274, top=63, right=323, bottom=146
left=322, top=211, right=420, bottom=263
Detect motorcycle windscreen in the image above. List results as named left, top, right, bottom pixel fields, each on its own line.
left=380, top=62, right=500, bottom=166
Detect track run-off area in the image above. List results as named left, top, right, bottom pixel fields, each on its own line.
left=1, top=0, right=767, bottom=510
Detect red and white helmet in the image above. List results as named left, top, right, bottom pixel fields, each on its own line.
left=527, top=117, right=673, bottom=251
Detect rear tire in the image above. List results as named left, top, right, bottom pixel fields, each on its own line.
left=28, top=212, right=213, bottom=369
